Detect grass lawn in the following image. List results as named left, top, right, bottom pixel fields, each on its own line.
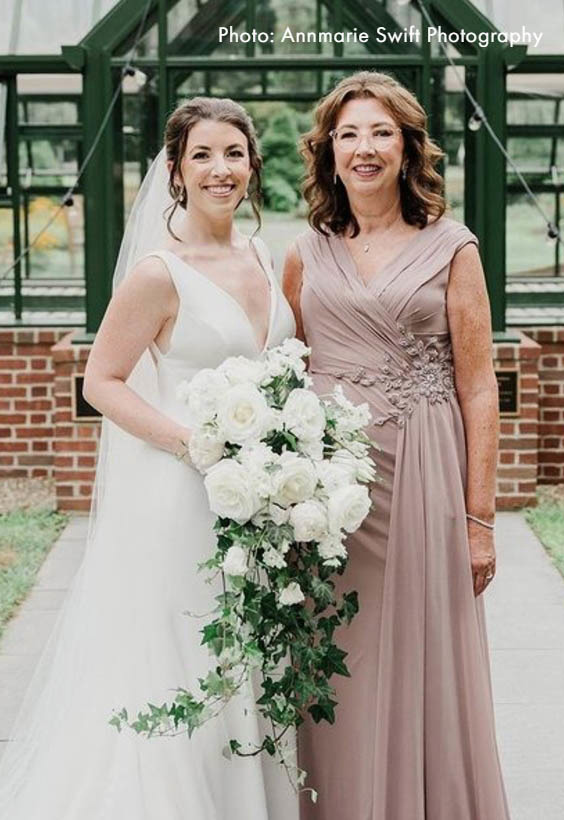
left=524, top=487, right=564, bottom=578
left=0, top=509, right=68, bottom=638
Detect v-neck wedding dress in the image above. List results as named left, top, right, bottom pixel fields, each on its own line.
left=0, top=239, right=299, bottom=820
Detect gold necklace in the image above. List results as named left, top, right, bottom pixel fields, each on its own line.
left=359, top=214, right=403, bottom=253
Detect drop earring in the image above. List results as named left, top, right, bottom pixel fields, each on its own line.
left=401, top=164, right=408, bottom=181
left=244, top=190, right=249, bottom=200
left=333, top=171, right=338, bottom=185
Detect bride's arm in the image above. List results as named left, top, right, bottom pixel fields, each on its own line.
left=83, top=256, right=190, bottom=456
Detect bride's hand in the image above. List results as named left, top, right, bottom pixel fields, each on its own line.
left=173, top=427, right=193, bottom=463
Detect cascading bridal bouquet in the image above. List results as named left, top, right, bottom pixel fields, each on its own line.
left=111, top=338, right=377, bottom=797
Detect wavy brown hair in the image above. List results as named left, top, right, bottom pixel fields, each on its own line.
left=301, top=71, right=446, bottom=236
left=163, top=96, right=263, bottom=240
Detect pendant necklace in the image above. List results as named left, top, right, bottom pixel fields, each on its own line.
left=360, top=214, right=402, bottom=254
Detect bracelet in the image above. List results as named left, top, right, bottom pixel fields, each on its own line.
left=466, top=513, right=495, bottom=530
left=174, top=439, right=191, bottom=463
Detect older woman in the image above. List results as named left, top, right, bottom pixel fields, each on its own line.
left=283, top=72, right=511, bottom=820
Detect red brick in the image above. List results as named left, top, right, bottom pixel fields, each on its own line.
left=16, top=372, right=52, bottom=385
left=499, top=437, right=537, bottom=450
left=32, top=441, right=49, bottom=452
left=58, top=499, right=92, bottom=512
left=57, top=485, right=74, bottom=496
left=18, top=455, right=52, bottom=466
left=30, top=413, right=47, bottom=423
left=0, top=358, right=27, bottom=370
left=30, top=358, right=48, bottom=370
left=77, top=455, right=96, bottom=467
left=498, top=481, right=517, bottom=494
left=0, top=413, right=26, bottom=424
left=14, top=399, right=51, bottom=411
left=31, top=468, right=49, bottom=478
left=0, top=441, right=29, bottom=452
left=0, top=373, right=13, bottom=383
left=31, top=386, right=48, bottom=397
left=539, top=451, right=564, bottom=464
left=54, top=456, right=73, bottom=467
left=499, top=451, right=515, bottom=464
left=1, top=388, right=27, bottom=398
left=518, top=452, right=538, bottom=464
left=15, top=344, right=53, bottom=356
left=0, top=456, right=14, bottom=465
left=55, top=440, right=97, bottom=452
left=54, top=468, right=95, bottom=480
left=15, top=427, right=52, bottom=438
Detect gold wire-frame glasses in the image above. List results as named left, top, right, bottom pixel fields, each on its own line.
left=329, top=125, right=403, bottom=153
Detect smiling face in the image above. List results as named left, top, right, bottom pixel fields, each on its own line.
left=172, top=119, right=252, bottom=216
left=332, top=96, right=405, bottom=200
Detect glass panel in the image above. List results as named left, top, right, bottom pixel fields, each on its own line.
left=507, top=94, right=561, bottom=126
left=266, top=70, right=319, bottom=95
left=18, top=99, right=79, bottom=124
left=174, top=71, right=207, bottom=100
left=507, top=137, right=553, bottom=175
left=22, top=193, right=84, bottom=279
left=506, top=192, right=560, bottom=276
left=19, top=139, right=79, bottom=187
left=208, top=71, right=264, bottom=97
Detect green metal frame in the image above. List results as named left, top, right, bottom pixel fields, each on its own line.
left=1, top=0, right=563, bottom=331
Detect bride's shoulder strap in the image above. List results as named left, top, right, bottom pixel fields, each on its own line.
left=134, top=249, right=187, bottom=300
left=250, top=235, right=274, bottom=273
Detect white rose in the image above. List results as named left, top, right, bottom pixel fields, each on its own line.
left=282, top=388, right=326, bottom=442
left=269, top=503, right=290, bottom=525
left=278, top=581, right=305, bottom=606
left=327, top=484, right=371, bottom=534
left=216, top=383, right=269, bottom=445
left=263, top=547, right=287, bottom=569
left=272, top=452, right=318, bottom=508
left=188, top=430, right=225, bottom=473
left=297, top=438, right=324, bottom=462
left=316, top=460, right=355, bottom=493
left=222, top=545, right=248, bottom=576
left=278, top=338, right=311, bottom=360
left=204, top=460, right=261, bottom=524
left=317, top=535, right=347, bottom=562
left=331, top=448, right=376, bottom=484
left=219, top=356, right=267, bottom=386
left=290, top=500, right=328, bottom=542
left=179, top=369, right=229, bottom=425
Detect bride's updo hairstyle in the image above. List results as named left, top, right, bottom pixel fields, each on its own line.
left=164, top=96, right=263, bottom=239
left=301, top=71, right=446, bottom=236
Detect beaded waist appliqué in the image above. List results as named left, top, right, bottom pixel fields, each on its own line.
left=327, top=326, right=456, bottom=427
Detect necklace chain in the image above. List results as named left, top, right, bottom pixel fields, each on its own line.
left=357, top=214, right=403, bottom=254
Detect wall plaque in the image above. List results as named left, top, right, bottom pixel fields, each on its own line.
left=495, top=368, right=519, bottom=416
left=71, top=374, right=102, bottom=422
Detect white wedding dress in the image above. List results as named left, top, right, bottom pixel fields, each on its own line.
left=0, top=240, right=299, bottom=819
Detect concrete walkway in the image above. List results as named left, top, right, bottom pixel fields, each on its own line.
left=1, top=512, right=563, bottom=818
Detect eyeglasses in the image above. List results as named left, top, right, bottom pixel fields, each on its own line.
left=329, top=126, right=402, bottom=153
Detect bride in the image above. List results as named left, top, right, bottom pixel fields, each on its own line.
left=0, top=97, right=298, bottom=819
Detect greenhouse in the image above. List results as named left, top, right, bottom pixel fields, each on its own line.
left=0, top=0, right=563, bottom=510
left=1, top=4, right=564, bottom=817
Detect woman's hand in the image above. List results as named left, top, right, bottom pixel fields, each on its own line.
left=468, top=519, right=496, bottom=597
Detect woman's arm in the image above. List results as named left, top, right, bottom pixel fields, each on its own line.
left=282, top=242, right=307, bottom=343
left=447, top=242, right=499, bottom=597
left=83, top=256, right=190, bottom=456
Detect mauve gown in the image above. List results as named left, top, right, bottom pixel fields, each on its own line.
left=295, top=216, right=511, bottom=820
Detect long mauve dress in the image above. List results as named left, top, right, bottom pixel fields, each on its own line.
left=295, top=216, right=511, bottom=820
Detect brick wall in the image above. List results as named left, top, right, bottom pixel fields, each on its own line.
left=493, top=333, right=541, bottom=510
left=1, top=326, right=562, bottom=512
left=52, top=331, right=101, bottom=512
left=0, top=329, right=68, bottom=479
left=522, top=327, right=564, bottom=485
